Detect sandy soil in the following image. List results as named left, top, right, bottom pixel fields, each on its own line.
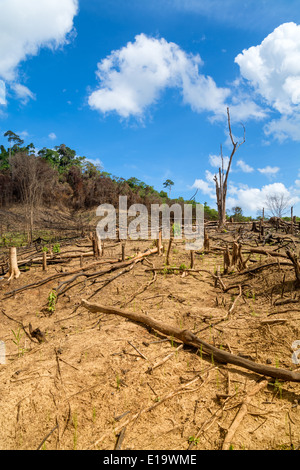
left=0, top=231, right=300, bottom=450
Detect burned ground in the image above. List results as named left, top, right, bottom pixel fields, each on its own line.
left=0, top=220, right=300, bottom=450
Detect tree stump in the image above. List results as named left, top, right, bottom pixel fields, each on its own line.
left=42, top=251, right=47, bottom=271
left=223, top=246, right=231, bottom=274
left=190, top=250, right=195, bottom=269
left=8, top=247, right=21, bottom=281
left=204, top=231, right=210, bottom=252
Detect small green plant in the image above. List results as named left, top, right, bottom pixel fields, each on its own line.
left=188, top=435, right=200, bottom=446
left=179, top=263, right=187, bottom=271
left=273, top=379, right=283, bottom=399
left=52, top=243, right=61, bottom=254
left=11, top=327, right=26, bottom=357
left=162, top=266, right=174, bottom=275
left=47, top=290, right=57, bottom=314
left=198, top=345, right=203, bottom=361
left=116, top=374, right=121, bottom=390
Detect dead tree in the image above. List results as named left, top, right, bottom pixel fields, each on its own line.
left=213, top=108, right=245, bottom=228
left=9, top=153, right=55, bottom=244
left=265, top=193, right=291, bottom=219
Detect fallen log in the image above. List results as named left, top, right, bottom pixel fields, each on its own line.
left=3, top=246, right=158, bottom=298
left=81, top=299, right=300, bottom=383
left=3, top=258, right=118, bottom=297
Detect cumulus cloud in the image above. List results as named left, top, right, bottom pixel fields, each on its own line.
left=88, top=33, right=230, bottom=119
left=235, top=23, right=300, bottom=113
left=227, top=182, right=299, bottom=214
left=257, top=166, right=280, bottom=177
left=0, top=0, right=78, bottom=102
left=192, top=178, right=215, bottom=198
left=235, top=22, right=300, bottom=140
left=236, top=159, right=254, bottom=173
left=192, top=168, right=299, bottom=215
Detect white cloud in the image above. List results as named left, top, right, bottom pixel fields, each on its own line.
left=18, top=131, right=29, bottom=138
left=192, top=179, right=215, bottom=198
left=192, top=168, right=300, bottom=215
left=235, top=23, right=300, bottom=114
left=264, top=114, right=300, bottom=142
left=226, top=182, right=299, bottom=214
left=205, top=170, right=215, bottom=183
left=0, top=80, right=6, bottom=105
left=88, top=33, right=229, bottom=119
left=48, top=132, right=57, bottom=140
left=11, top=83, right=36, bottom=104
left=209, top=154, right=229, bottom=169
left=236, top=159, right=254, bottom=173
left=234, top=22, right=300, bottom=142
left=88, top=157, right=103, bottom=169
left=257, top=166, right=280, bottom=177
left=0, top=0, right=78, bottom=101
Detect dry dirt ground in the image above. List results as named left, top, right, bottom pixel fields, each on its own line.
left=0, top=230, right=300, bottom=451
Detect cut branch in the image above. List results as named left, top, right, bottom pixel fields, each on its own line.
left=81, top=300, right=300, bottom=382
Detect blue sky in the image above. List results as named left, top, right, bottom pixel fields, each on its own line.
left=1, top=0, right=300, bottom=217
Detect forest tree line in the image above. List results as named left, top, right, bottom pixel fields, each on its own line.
left=0, top=130, right=222, bottom=218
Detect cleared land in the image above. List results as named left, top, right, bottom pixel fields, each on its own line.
left=0, top=216, right=300, bottom=450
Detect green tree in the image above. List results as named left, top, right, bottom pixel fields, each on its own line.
left=83, top=161, right=101, bottom=178
left=163, top=179, right=174, bottom=198
left=127, top=177, right=142, bottom=189
left=38, top=147, right=61, bottom=168
left=38, top=144, right=85, bottom=173
left=55, top=144, right=85, bottom=171
left=231, top=206, right=243, bottom=221
left=0, top=144, right=9, bottom=170
left=4, top=130, right=24, bottom=157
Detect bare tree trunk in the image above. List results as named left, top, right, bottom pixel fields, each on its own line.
left=213, top=108, right=245, bottom=228
left=8, top=247, right=21, bottom=281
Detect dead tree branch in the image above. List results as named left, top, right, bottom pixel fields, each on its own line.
left=81, top=300, right=300, bottom=382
